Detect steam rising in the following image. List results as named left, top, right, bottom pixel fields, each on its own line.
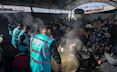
left=52, top=14, right=83, bottom=72
left=3, top=12, right=83, bottom=72
left=62, top=14, right=83, bottom=52
left=2, top=13, right=44, bottom=34
left=22, top=13, right=44, bottom=33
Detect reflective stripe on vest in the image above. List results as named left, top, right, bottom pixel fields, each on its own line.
left=31, top=57, right=50, bottom=64
left=31, top=49, right=50, bottom=56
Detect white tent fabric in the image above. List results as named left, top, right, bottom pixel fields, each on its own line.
left=0, top=4, right=71, bottom=14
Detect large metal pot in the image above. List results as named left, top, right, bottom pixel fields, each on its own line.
left=51, top=49, right=79, bottom=72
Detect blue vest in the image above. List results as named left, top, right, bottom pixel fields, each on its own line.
left=12, top=27, right=21, bottom=46
left=8, top=24, right=16, bottom=36
left=18, top=31, right=30, bottom=52
left=30, top=34, right=54, bottom=72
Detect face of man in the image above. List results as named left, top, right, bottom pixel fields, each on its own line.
left=47, top=29, right=53, bottom=36
left=108, top=19, right=114, bottom=24
left=93, top=21, right=101, bottom=29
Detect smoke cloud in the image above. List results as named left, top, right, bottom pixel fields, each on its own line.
left=52, top=14, right=83, bottom=72
left=2, top=12, right=44, bottom=35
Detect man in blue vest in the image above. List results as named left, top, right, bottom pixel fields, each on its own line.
left=18, top=25, right=31, bottom=52
left=8, top=23, right=16, bottom=36
left=12, top=23, right=23, bottom=48
left=30, top=25, right=61, bottom=72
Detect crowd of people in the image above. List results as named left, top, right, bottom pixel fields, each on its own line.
left=8, top=20, right=64, bottom=72
left=81, top=18, right=117, bottom=72
left=2, top=16, right=117, bottom=72
left=86, top=19, right=117, bottom=55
